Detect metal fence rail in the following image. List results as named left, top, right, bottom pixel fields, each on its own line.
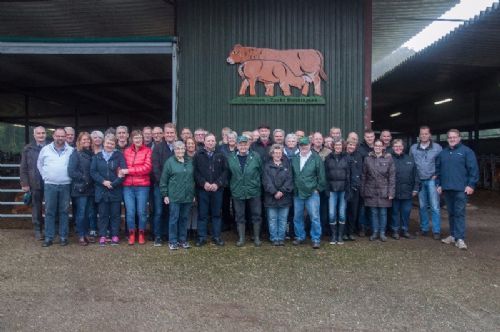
left=0, top=163, right=129, bottom=220
left=1, top=163, right=31, bottom=219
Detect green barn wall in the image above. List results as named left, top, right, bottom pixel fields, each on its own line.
left=177, top=0, right=364, bottom=136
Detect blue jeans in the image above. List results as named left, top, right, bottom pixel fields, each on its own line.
left=169, top=202, right=192, bottom=244
left=391, top=199, right=412, bottom=232
left=358, top=197, right=371, bottom=229
left=74, top=196, right=93, bottom=237
left=418, top=179, right=441, bottom=234
left=328, top=191, right=346, bottom=225
left=123, top=186, right=149, bottom=231
left=97, top=201, right=121, bottom=237
left=152, top=185, right=166, bottom=238
left=370, top=207, right=387, bottom=234
left=443, top=190, right=467, bottom=240
left=267, top=207, right=289, bottom=241
left=44, top=184, right=71, bottom=241
left=293, top=192, right=321, bottom=242
left=197, top=190, right=223, bottom=241
left=87, top=197, right=97, bottom=232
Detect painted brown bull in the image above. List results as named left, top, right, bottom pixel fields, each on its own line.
left=238, top=60, right=312, bottom=96
left=227, top=44, right=327, bottom=96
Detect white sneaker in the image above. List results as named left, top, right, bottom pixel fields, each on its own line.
left=455, top=239, right=468, bottom=250
left=441, top=236, right=455, bottom=244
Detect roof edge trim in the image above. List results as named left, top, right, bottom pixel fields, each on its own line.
left=0, top=36, right=177, bottom=43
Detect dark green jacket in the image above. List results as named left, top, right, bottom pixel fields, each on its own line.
left=292, top=152, right=326, bottom=199
left=227, top=151, right=262, bottom=200
left=159, top=156, right=195, bottom=204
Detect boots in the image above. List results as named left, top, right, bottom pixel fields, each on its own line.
left=128, top=229, right=136, bottom=245
left=253, top=222, right=262, bottom=247
left=236, top=224, right=245, bottom=247
left=329, top=224, right=337, bottom=244
left=138, top=230, right=145, bottom=245
left=337, top=223, right=345, bottom=245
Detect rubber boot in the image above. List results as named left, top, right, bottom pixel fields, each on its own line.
left=138, top=229, right=145, bottom=245
left=236, top=224, right=245, bottom=247
left=337, top=223, right=345, bottom=244
left=253, top=222, right=262, bottom=247
left=329, top=224, right=337, bottom=244
left=128, top=229, right=136, bottom=245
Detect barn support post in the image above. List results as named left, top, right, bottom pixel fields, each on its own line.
left=171, top=41, right=178, bottom=125
left=363, top=0, right=373, bottom=130
left=24, top=95, right=29, bottom=144
left=74, top=103, right=80, bottom=131
left=473, top=89, right=480, bottom=152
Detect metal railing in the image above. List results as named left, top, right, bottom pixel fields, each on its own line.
left=0, top=163, right=130, bottom=219
left=0, top=163, right=30, bottom=218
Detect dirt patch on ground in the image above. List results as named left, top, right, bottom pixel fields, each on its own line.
left=0, top=190, right=499, bottom=331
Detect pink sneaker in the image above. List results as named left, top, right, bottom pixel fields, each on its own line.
left=99, top=237, right=106, bottom=246
left=111, top=236, right=119, bottom=245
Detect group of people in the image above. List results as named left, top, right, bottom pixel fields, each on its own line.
left=19, top=122, right=479, bottom=250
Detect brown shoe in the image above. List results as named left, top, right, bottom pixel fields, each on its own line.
left=79, top=237, right=88, bottom=246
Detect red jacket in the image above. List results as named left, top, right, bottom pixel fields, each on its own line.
left=123, top=145, right=152, bottom=187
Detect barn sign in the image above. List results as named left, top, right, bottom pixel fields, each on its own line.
left=226, top=44, right=327, bottom=105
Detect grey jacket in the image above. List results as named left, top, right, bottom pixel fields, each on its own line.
left=20, top=142, right=45, bottom=190
left=409, top=141, right=442, bottom=180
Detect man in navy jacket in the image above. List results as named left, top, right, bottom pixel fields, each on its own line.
left=436, top=129, right=479, bottom=250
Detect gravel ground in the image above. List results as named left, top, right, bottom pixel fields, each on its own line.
left=0, top=191, right=499, bottom=331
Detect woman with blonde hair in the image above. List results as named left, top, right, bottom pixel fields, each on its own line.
left=68, top=132, right=95, bottom=246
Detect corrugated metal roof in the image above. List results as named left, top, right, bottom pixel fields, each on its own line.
left=372, top=0, right=459, bottom=63
left=0, top=0, right=175, bottom=37
left=372, top=2, right=500, bottom=133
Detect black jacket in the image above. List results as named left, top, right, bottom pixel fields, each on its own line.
left=152, top=140, right=174, bottom=184
left=193, top=149, right=228, bottom=191
left=68, top=149, right=94, bottom=197
left=358, top=142, right=373, bottom=159
left=392, top=152, right=420, bottom=200
left=324, top=152, right=350, bottom=192
left=251, top=138, right=273, bottom=162
left=262, top=158, right=294, bottom=208
left=20, top=142, right=44, bottom=190
left=347, top=150, right=363, bottom=194
left=90, top=151, right=127, bottom=202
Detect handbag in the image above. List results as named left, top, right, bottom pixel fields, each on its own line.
left=23, top=191, right=32, bottom=205
left=73, top=182, right=89, bottom=194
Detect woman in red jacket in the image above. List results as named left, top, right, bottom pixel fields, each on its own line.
left=120, top=130, right=152, bottom=245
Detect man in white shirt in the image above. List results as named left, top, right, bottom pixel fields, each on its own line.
left=37, top=128, right=74, bottom=247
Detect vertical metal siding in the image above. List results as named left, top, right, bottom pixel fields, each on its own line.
left=177, top=0, right=364, bottom=136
